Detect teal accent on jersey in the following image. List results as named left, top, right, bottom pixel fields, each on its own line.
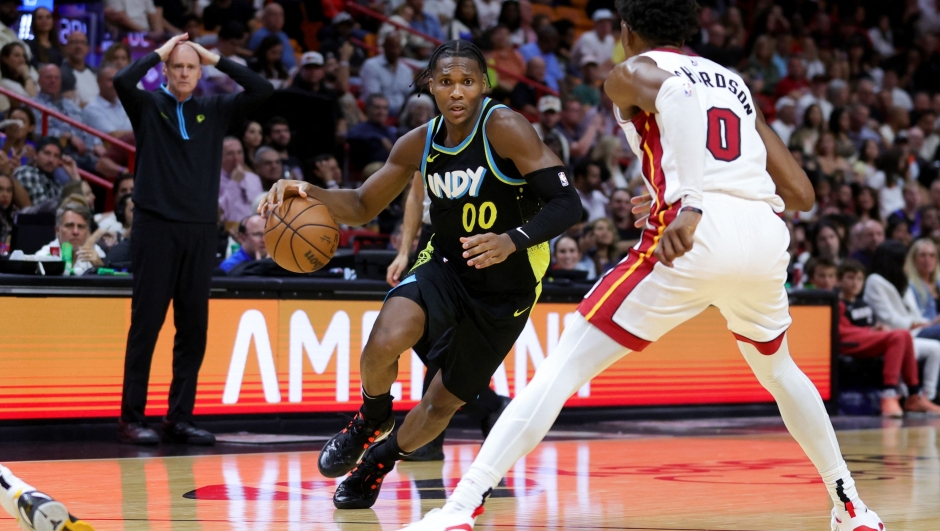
left=482, top=104, right=526, bottom=185
left=431, top=98, right=491, bottom=155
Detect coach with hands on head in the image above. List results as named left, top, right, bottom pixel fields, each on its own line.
left=115, top=33, right=274, bottom=445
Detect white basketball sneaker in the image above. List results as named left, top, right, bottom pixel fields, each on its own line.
left=830, top=502, right=885, bottom=531
left=397, top=504, right=484, bottom=531
left=16, top=491, right=95, bottom=531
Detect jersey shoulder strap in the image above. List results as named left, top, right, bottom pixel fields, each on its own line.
left=481, top=101, right=525, bottom=185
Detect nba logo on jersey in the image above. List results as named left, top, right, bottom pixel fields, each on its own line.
left=682, top=82, right=693, bottom=97
left=558, top=172, right=569, bottom=186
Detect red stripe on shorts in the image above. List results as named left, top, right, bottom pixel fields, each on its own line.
left=732, top=330, right=787, bottom=355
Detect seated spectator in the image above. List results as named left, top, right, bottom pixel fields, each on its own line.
left=888, top=182, right=922, bottom=237
left=347, top=95, right=395, bottom=167
left=104, top=0, right=165, bottom=35
left=202, top=0, right=255, bottom=33
left=104, top=193, right=134, bottom=268
left=790, top=104, right=825, bottom=156
left=905, top=127, right=938, bottom=188
left=220, top=214, right=269, bottom=273
left=27, top=7, right=63, bottom=68
left=887, top=217, right=913, bottom=247
left=573, top=159, right=607, bottom=222
left=573, top=56, right=601, bottom=107
left=253, top=147, right=284, bottom=191
left=921, top=205, right=940, bottom=240
left=102, top=42, right=131, bottom=70
left=805, top=257, right=837, bottom=289
left=219, top=137, right=264, bottom=226
left=82, top=65, right=132, bottom=137
left=13, top=137, right=80, bottom=206
left=848, top=103, right=883, bottom=152
left=509, top=56, right=546, bottom=116
left=248, top=3, right=297, bottom=71
left=359, top=32, right=413, bottom=117
left=319, top=12, right=368, bottom=77
left=94, top=173, right=134, bottom=236
left=36, top=196, right=105, bottom=275
left=520, top=25, right=563, bottom=92
left=239, top=120, right=263, bottom=171
left=879, top=106, right=910, bottom=147
left=745, top=35, right=780, bottom=96
left=378, top=4, right=414, bottom=51
left=811, top=221, right=845, bottom=266
left=306, top=153, right=342, bottom=189
left=397, top=95, right=434, bottom=138
left=592, top=135, right=626, bottom=191
left=557, top=98, right=603, bottom=160
left=872, top=149, right=908, bottom=221
left=497, top=0, right=532, bottom=47
left=1, top=106, right=37, bottom=169
left=60, top=31, right=98, bottom=108
left=0, top=173, right=14, bottom=247
left=550, top=234, right=592, bottom=278
left=827, top=107, right=858, bottom=159
left=570, top=9, right=614, bottom=74
left=285, top=51, right=347, bottom=145
left=607, top=188, right=641, bottom=245
left=34, top=64, right=124, bottom=179
left=202, top=21, right=249, bottom=95
left=407, top=0, right=446, bottom=43
left=863, top=240, right=940, bottom=403
left=853, top=186, right=881, bottom=224
left=484, top=25, right=526, bottom=94
left=531, top=95, right=568, bottom=166
left=852, top=138, right=880, bottom=184
left=907, top=239, right=940, bottom=323
left=250, top=35, right=290, bottom=89
left=588, top=217, right=620, bottom=276
left=263, top=117, right=303, bottom=180
left=849, top=219, right=885, bottom=270
left=0, top=42, right=38, bottom=112
left=446, top=0, right=482, bottom=42
left=834, top=259, right=940, bottom=416
left=815, top=132, right=851, bottom=182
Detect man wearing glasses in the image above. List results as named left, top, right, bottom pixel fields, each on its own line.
left=219, top=214, right=268, bottom=273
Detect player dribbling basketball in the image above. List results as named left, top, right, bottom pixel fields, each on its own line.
left=259, top=40, right=581, bottom=509
left=401, top=1, right=886, bottom=531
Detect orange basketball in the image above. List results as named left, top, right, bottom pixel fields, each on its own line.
left=264, top=196, right=339, bottom=273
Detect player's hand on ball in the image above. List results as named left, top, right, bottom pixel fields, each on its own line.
left=461, top=233, right=516, bottom=269
left=631, top=194, right=653, bottom=228
left=654, top=210, right=701, bottom=268
left=258, top=179, right=313, bottom=217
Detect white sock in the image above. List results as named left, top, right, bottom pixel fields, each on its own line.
left=0, top=464, right=34, bottom=520
left=738, top=337, right=861, bottom=511
left=445, top=315, right=627, bottom=512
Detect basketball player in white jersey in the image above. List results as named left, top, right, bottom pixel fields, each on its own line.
left=400, top=1, right=885, bottom=530
left=0, top=464, right=94, bottom=531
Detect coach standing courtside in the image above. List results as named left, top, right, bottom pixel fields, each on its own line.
left=115, top=34, right=273, bottom=445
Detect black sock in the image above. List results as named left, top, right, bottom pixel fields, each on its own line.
left=371, top=432, right=412, bottom=464
left=361, top=389, right=392, bottom=423
left=909, top=384, right=922, bottom=396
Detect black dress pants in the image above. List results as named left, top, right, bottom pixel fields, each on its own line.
left=120, top=208, right=217, bottom=423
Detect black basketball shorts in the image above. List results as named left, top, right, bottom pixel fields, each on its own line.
left=386, top=254, right=537, bottom=403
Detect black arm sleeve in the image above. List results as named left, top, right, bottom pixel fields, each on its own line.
left=218, top=56, right=275, bottom=120
left=506, top=166, right=582, bottom=250
left=114, top=52, right=161, bottom=122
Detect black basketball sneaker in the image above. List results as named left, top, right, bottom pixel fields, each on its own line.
left=332, top=441, right=397, bottom=509
left=318, top=410, right=395, bottom=478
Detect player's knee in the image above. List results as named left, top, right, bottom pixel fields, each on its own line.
left=363, top=328, right=407, bottom=364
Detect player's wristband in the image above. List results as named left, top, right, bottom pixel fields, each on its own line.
left=679, top=206, right=703, bottom=216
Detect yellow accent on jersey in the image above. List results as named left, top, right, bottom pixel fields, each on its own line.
left=409, top=237, right=434, bottom=273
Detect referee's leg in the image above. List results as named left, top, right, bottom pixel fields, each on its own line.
left=119, top=210, right=179, bottom=443
left=163, top=222, right=217, bottom=444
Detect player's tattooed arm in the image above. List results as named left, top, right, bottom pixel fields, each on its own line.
left=755, top=107, right=815, bottom=212
left=259, top=126, right=426, bottom=226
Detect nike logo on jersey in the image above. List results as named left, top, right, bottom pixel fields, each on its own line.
left=427, top=153, right=440, bottom=163
left=513, top=306, right=530, bottom=317
left=427, top=166, right=486, bottom=199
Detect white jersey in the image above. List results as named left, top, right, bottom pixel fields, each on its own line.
left=616, top=50, right=785, bottom=213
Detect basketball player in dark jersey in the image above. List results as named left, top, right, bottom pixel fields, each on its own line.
left=259, top=40, right=581, bottom=509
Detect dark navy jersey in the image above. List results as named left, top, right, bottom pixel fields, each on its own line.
left=417, top=98, right=550, bottom=295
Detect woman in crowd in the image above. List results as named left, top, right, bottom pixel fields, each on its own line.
left=864, top=240, right=940, bottom=406
left=907, top=239, right=940, bottom=324
left=872, top=149, right=908, bottom=221
left=0, top=43, right=39, bottom=113
left=790, top=104, right=826, bottom=156
left=588, top=218, right=620, bottom=276
left=0, top=174, right=14, bottom=249
left=103, top=43, right=132, bottom=70
left=745, top=35, right=780, bottom=95
left=239, top=121, right=263, bottom=171
left=27, top=7, right=62, bottom=67
left=815, top=131, right=851, bottom=182
left=1, top=106, right=37, bottom=169
left=853, top=138, right=881, bottom=185
left=550, top=234, right=593, bottom=278
left=396, top=96, right=434, bottom=138
left=483, top=25, right=526, bottom=94
left=853, top=185, right=881, bottom=223
left=251, top=36, right=290, bottom=89
left=828, top=107, right=858, bottom=159
left=498, top=0, right=533, bottom=47
left=447, top=0, right=482, bottom=42
left=592, top=136, right=627, bottom=192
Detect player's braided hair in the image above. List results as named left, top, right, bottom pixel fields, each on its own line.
left=413, top=40, right=490, bottom=88
left=616, top=0, right=700, bottom=47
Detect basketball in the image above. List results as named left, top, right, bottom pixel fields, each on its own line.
left=264, top=196, right=340, bottom=273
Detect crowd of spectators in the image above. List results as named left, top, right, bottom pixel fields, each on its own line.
left=2, top=1, right=940, bottom=410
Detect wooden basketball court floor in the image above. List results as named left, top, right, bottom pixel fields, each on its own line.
left=2, top=417, right=939, bottom=531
